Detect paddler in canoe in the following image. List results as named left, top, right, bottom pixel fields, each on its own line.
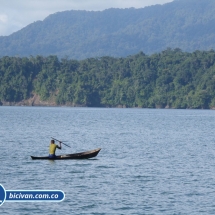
left=49, top=139, right=62, bottom=158
left=31, top=137, right=101, bottom=160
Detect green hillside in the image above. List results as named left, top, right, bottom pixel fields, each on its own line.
left=1, top=49, right=215, bottom=109
left=0, top=0, right=215, bottom=59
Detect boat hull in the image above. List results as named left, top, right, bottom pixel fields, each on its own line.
left=31, top=148, right=101, bottom=160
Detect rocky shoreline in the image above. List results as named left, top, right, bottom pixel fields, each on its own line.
left=1, top=94, right=215, bottom=109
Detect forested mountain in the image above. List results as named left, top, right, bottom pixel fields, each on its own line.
left=0, top=0, right=215, bottom=59
left=1, top=49, right=215, bottom=109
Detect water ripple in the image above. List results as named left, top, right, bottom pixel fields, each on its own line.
left=0, top=107, right=215, bottom=214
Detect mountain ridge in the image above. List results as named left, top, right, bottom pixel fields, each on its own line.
left=0, top=0, right=215, bottom=59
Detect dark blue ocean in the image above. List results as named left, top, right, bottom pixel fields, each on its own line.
left=0, top=107, right=215, bottom=214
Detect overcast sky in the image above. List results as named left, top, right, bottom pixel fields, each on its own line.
left=0, top=0, right=173, bottom=36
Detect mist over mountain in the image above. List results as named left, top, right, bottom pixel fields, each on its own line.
left=0, top=0, right=215, bottom=59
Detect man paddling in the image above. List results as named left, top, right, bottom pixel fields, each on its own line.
left=49, top=139, right=62, bottom=158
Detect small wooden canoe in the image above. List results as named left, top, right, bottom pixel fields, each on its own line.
left=31, top=148, right=101, bottom=160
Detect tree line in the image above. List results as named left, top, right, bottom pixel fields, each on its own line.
left=0, top=48, right=215, bottom=109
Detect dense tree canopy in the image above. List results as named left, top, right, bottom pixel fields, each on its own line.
left=0, top=49, right=215, bottom=109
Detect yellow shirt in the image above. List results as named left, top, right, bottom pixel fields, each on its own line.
left=49, top=144, right=58, bottom=155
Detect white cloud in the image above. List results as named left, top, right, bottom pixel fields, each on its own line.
left=0, top=14, right=8, bottom=23
left=0, top=0, right=173, bottom=36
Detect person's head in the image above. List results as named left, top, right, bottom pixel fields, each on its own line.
left=51, top=140, right=55, bottom=144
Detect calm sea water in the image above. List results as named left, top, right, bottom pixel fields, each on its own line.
left=0, top=107, right=215, bottom=214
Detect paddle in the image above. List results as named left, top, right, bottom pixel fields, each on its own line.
left=51, top=137, right=71, bottom=148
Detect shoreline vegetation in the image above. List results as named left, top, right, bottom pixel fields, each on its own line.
left=1, top=49, right=215, bottom=109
